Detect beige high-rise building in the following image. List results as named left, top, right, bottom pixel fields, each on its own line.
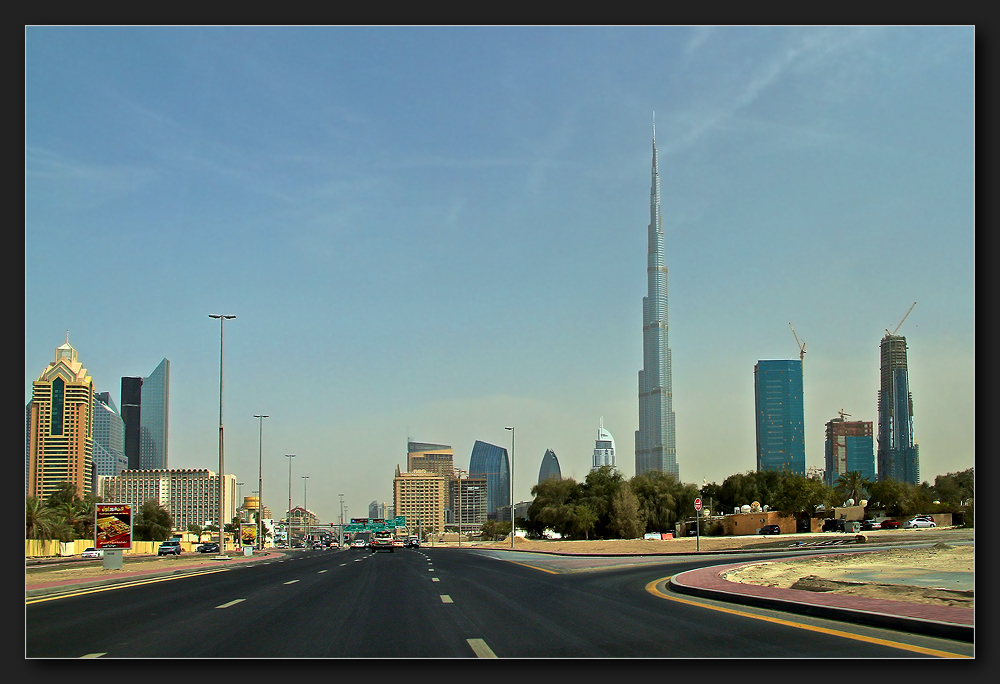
left=98, top=468, right=237, bottom=534
left=393, top=467, right=450, bottom=535
left=406, top=441, right=454, bottom=476
left=28, top=338, right=95, bottom=502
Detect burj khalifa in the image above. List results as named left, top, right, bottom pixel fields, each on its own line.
left=635, top=119, right=678, bottom=480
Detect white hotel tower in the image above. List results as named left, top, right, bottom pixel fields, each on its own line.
left=635, top=117, right=679, bottom=479
left=592, top=419, right=616, bottom=471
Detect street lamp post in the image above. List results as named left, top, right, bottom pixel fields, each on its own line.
left=505, top=426, right=514, bottom=549
left=302, top=475, right=310, bottom=543
left=454, top=468, right=468, bottom=548
left=209, top=313, right=236, bottom=559
left=339, top=493, right=345, bottom=548
left=254, top=414, right=269, bottom=551
left=286, top=454, right=295, bottom=545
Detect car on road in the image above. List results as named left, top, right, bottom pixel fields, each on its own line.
left=313, top=541, right=323, bottom=549
left=903, top=517, right=936, bottom=529
left=879, top=519, right=901, bottom=529
left=406, top=536, right=420, bottom=548
left=197, top=542, right=219, bottom=553
left=81, top=547, right=103, bottom=559
left=352, top=539, right=367, bottom=549
left=860, top=519, right=882, bottom=531
left=392, top=538, right=404, bottom=548
left=158, top=540, right=182, bottom=556
left=759, top=525, right=781, bottom=535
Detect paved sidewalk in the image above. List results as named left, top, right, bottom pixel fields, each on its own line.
left=668, top=556, right=974, bottom=643
left=25, top=550, right=286, bottom=599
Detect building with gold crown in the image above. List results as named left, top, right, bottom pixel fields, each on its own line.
left=28, top=337, right=95, bottom=502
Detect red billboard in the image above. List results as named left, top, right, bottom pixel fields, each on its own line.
left=95, top=503, right=133, bottom=549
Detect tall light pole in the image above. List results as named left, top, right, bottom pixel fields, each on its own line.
left=505, top=426, right=514, bottom=549
left=286, top=454, right=295, bottom=545
left=254, top=414, right=269, bottom=551
left=454, top=468, right=468, bottom=548
left=209, top=313, right=235, bottom=558
left=302, top=475, right=310, bottom=543
left=339, top=493, right=345, bottom=548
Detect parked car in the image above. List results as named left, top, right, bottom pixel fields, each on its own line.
left=880, top=519, right=902, bottom=529
left=158, top=540, right=182, bottom=556
left=197, top=542, right=219, bottom=553
left=81, top=547, right=103, bottom=559
left=860, top=519, right=882, bottom=531
left=903, top=517, right=936, bottom=529
left=759, top=525, right=781, bottom=535
left=822, top=518, right=847, bottom=533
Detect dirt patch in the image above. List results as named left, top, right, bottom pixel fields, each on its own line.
left=722, top=543, right=974, bottom=608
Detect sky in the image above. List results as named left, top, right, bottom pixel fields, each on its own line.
left=25, top=26, right=975, bottom=524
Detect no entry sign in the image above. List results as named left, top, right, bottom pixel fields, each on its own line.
left=694, top=498, right=703, bottom=512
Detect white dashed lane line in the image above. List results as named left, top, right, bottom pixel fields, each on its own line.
left=80, top=653, right=106, bottom=659
left=440, top=595, right=453, bottom=603
left=431, top=577, right=440, bottom=582
left=216, top=599, right=245, bottom=609
left=284, top=580, right=299, bottom=585
left=466, top=639, right=496, bottom=658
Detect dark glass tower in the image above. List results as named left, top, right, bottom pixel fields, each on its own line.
left=537, top=449, right=561, bottom=484
left=121, top=376, right=143, bottom=470
left=469, top=440, right=510, bottom=517
left=877, top=335, right=919, bottom=483
left=754, top=360, right=805, bottom=475
left=635, top=119, right=678, bottom=479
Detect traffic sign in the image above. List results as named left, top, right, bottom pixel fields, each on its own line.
left=694, top=497, right=703, bottom=512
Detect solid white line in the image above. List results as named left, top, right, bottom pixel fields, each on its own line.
left=440, top=595, right=453, bottom=603
left=284, top=580, right=299, bottom=584
left=466, top=639, right=496, bottom=658
left=216, top=599, right=245, bottom=609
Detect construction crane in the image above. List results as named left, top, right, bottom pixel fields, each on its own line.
left=886, top=302, right=916, bottom=337
left=789, top=323, right=806, bottom=362
left=838, top=409, right=852, bottom=421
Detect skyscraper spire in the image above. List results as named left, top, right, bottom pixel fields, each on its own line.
left=636, top=117, right=678, bottom=480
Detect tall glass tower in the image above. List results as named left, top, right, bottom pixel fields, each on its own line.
left=754, top=360, right=806, bottom=475
left=140, top=358, right=170, bottom=470
left=635, top=119, right=678, bottom=479
left=877, top=335, right=919, bottom=483
left=469, top=440, right=510, bottom=517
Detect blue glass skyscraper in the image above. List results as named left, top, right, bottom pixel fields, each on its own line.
left=469, top=440, right=510, bottom=517
left=140, top=358, right=169, bottom=470
left=537, top=449, right=561, bottom=485
left=636, top=118, right=678, bottom=479
left=754, top=360, right=805, bottom=475
left=877, top=335, right=919, bottom=483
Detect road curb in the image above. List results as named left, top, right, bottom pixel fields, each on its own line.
left=668, top=565, right=974, bottom=643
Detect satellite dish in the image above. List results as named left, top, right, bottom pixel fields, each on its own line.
left=740, top=505, right=751, bottom=514
left=859, top=500, right=868, bottom=508
left=846, top=498, right=855, bottom=506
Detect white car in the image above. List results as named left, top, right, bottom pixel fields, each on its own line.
left=81, top=547, right=104, bottom=559
left=903, top=517, right=936, bottom=529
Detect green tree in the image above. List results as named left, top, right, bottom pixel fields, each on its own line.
left=771, top=473, right=836, bottom=515
left=834, top=471, right=871, bottom=505
left=608, top=481, right=646, bottom=539
left=579, top=466, right=624, bottom=539
left=26, top=496, right=70, bottom=541
left=133, top=499, right=173, bottom=541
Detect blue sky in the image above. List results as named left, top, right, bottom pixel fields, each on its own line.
left=25, top=26, right=974, bottom=524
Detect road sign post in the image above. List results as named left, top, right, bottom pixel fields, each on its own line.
left=694, top=498, right=703, bottom=552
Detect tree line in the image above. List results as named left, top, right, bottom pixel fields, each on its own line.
left=520, top=465, right=974, bottom=540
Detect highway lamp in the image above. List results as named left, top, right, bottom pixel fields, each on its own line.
left=209, top=313, right=236, bottom=559
left=505, top=426, right=514, bottom=549
left=302, top=476, right=310, bottom=542
left=286, top=454, right=295, bottom=544
left=339, top=494, right=345, bottom=548
left=255, top=414, right=269, bottom=550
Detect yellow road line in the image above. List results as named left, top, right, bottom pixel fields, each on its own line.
left=26, top=567, right=229, bottom=605
left=501, top=559, right=559, bottom=575
left=645, top=578, right=969, bottom=659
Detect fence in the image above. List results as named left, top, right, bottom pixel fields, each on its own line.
left=25, top=538, right=214, bottom=558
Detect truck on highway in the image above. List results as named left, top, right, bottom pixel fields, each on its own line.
left=369, top=531, right=395, bottom=553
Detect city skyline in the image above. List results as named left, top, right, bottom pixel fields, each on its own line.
left=26, top=27, right=974, bottom=524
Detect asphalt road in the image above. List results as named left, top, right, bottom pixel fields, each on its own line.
left=25, top=546, right=972, bottom=658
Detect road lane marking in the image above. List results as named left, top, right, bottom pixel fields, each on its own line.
left=26, top=567, right=231, bottom=604
left=428, top=568, right=434, bottom=572
left=645, top=577, right=970, bottom=659
left=80, top=653, right=106, bottom=658
left=440, top=595, right=453, bottom=603
left=466, top=639, right=496, bottom=658
left=431, top=577, right=440, bottom=582
left=284, top=580, right=300, bottom=585
left=216, top=599, right=245, bottom=608
left=318, top=570, right=328, bottom=573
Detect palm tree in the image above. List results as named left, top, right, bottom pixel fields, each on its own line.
left=835, top=471, right=872, bottom=506
left=26, top=496, right=69, bottom=541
